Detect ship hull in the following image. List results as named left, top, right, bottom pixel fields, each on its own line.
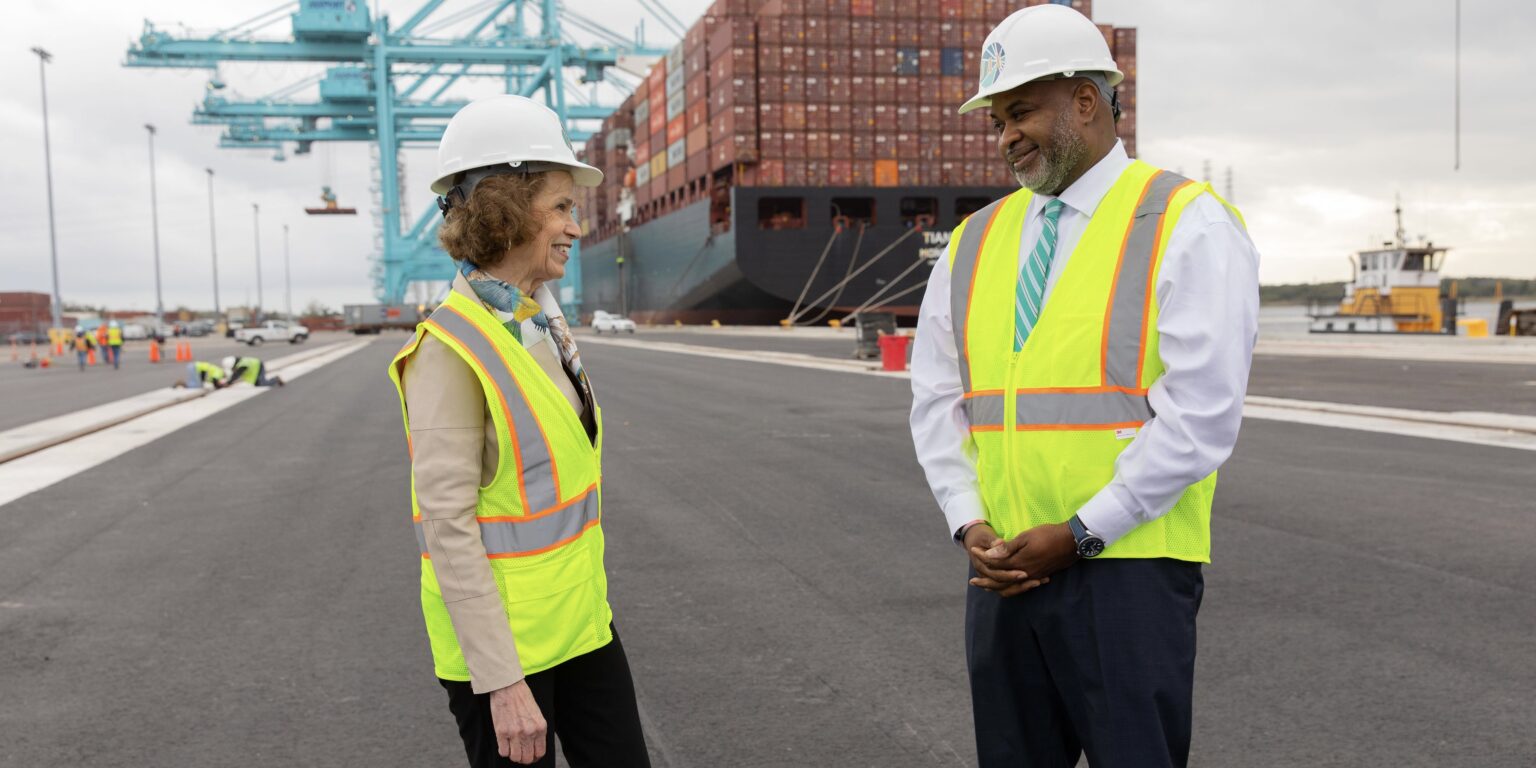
left=580, top=184, right=1015, bottom=324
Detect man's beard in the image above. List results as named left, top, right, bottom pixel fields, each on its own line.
left=1012, top=110, right=1089, bottom=195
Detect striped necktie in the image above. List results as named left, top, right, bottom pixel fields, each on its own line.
left=1015, top=198, right=1065, bottom=352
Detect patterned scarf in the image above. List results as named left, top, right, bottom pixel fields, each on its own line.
left=458, top=260, right=546, bottom=344
left=458, top=260, right=593, bottom=404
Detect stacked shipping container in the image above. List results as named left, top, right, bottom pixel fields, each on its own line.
left=580, top=0, right=1135, bottom=241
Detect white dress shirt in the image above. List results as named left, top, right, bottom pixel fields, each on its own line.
left=909, top=140, right=1261, bottom=545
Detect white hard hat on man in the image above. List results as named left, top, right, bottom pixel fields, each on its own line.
left=430, top=94, right=602, bottom=199
left=958, top=3, right=1121, bottom=116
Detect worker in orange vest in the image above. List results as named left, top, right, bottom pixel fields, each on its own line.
left=72, top=329, right=96, bottom=372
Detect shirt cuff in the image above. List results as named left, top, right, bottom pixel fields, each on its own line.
left=942, top=491, right=987, bottom=542
left=1074, top=483, right=1142, bottom=547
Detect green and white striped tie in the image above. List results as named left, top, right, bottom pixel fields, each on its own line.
left=1015, top=198, right=1065, bottom=352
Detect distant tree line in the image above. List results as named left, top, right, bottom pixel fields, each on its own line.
left=1261, top=277, right=1536, bottom=305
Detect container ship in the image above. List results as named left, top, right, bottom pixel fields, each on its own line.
left=575, top=0, right=1138, bottom=324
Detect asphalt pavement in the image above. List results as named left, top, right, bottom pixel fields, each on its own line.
left=0, top=336, right=1531, bottom=766
left=0, top=332, right=358, bottom=432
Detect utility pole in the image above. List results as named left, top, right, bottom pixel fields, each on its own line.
left=206, top=169, right=222, bottom=322
left=145, top=124, right=165, bottom=324
left=283, top=223, right=292, bottom=320
left=31, top=47, right=62, bottom=330
left=252, top=203, right=263, bottom=322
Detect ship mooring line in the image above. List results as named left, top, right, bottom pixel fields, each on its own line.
left=796, top=221, right=868, bottom=327
left=786, top=226, right=845, bottom=323
left=792, top=225, right=920, bottom=325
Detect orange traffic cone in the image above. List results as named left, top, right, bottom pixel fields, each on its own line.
left=149, top=342, right=161, bottom=363
left=87, top=347, right=97, bottom=366
left=180, top=342, right=192, bottom=362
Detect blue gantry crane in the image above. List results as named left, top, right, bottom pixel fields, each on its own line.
left=125, top=0, right=668, bottom=311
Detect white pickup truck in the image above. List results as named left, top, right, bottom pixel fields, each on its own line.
left=235, top=320, right=309, bottom=346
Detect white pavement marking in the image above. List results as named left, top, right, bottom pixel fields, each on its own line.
left=0, top=387, right=209, bottom=463
left=0, top=339, right=373, bottom=509
left=1253, top=336, right=1536, bottom=365
left=581, top=336, right=1536, bottom=451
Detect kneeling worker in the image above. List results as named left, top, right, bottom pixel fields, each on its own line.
left=221, top=355, right=285, bottom=387
left=173, top=360, right=231, bottom=389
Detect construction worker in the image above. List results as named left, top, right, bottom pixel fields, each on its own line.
left=72, top=328, right=95, bottom=372
left=908, top=6, right=1260, bottom=767
left=106, top=321, right=124, bottom=369
left=172, top=360, right=230, bottom=389
left=389, top=95, right=649, bottom=768
left=220, top=355, right=284, bottom=387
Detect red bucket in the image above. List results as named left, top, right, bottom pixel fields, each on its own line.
left=878, top=333, right=910, bottom=372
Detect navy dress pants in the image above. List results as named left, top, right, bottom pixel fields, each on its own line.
left=966, top=558, right=1204, bottom=768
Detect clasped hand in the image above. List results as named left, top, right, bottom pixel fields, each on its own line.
left=965, top=522, right=1080, bottom=597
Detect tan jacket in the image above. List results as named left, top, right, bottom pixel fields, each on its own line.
left=400, top=273, right=588, bottom=693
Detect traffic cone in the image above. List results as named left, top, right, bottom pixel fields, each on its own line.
left=180, top=342, right=192, bottom=362
left=149, top=342, right=161, bottom=363
left=87, top=347, right=97, bottom=366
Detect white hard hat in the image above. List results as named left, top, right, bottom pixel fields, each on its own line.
left=430, top=94, right=603, bottom=194
left=220, top=356, right=236, bottom=370
left=958, top=4, right=1123, bottom=115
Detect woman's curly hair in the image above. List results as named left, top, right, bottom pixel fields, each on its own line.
left=437, top=172, right=549, bottom=270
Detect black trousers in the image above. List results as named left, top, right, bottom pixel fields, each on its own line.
left=966, top=558, right=1204, bottom=768
left=441, top=626, right=650, bottom=768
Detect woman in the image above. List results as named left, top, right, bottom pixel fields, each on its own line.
left=388, top=95, right=649, bottom=768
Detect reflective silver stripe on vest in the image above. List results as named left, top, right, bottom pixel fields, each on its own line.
left=478, top=488, right=599, bottom=556
left=428, top=306, right=558, bottom=513
left=1102, top=171, right=1192, bottom=388
left=1016, top=390, right=1153, bottom=427
left=413, top=487, right=598, bottom=558
left=948, top=197, right=1010, bottom=396
left=964, top=393, right=1006, bottom=428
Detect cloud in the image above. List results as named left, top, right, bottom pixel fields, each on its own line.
left=2, top=0, right=1528, bottom=313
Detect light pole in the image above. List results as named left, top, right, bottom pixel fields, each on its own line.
left=31, top=46, right=62, bottom=330
left=145, top=124, right=164, bottom=324
left=205, top=169, right=222, bottom=322
left=283, top=223, right=292, bottom=320
left=252, top=203, right=263, bottom=322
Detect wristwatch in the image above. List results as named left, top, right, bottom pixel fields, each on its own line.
left=1066, top=514, right=1105, bottom=558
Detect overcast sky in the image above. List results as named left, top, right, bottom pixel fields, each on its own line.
left=2, top=0, right=1530, bottom=312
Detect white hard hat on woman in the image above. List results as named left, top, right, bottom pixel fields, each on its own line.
left=430, top=94, right=602, bottom=203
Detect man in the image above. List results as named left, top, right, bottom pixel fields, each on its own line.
left=106, top=321, right=124, bottom=369
left=908, top=5, right=1259, bottom=767
left=221, top=355, right=285, bottom=387
left=72, top=329, right=95, bottom=372
left=173, top=360, right=230, bottom=389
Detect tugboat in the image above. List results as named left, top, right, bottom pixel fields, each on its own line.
left=1309, top=200, right=1457, bottom=334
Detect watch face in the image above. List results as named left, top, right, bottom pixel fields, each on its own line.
left=1079, top=537, right=1106, bottom=558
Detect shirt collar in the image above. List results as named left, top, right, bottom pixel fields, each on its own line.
left=1050, top=139, right=1131, bottom=218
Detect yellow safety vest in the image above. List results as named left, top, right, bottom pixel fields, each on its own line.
left=946, top=160, right=1243, bottom=563
left=388, top=289, right=611, bottom=680
left=108, top=326, right=123, bottom=345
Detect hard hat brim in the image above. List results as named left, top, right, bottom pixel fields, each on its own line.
left=429, top=161, right=604, bottom=195
left=958, top=66, right=1124, bottom=116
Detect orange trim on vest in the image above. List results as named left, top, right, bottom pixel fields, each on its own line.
left=1016, top=420, right=1145, bottom=432
left=425, top=314, right=534, bottom=516
left=1015, top=384, right=1149, bottom=396
left=486, top=519, right=601, bottom=559
left=1136, top=180, right=1197, bottom=384
left=963, top=203, right=1007, bottom=374
left=1100, top=174, right=1159, bottom=387
left=478, top=483, right=598, bottom=523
